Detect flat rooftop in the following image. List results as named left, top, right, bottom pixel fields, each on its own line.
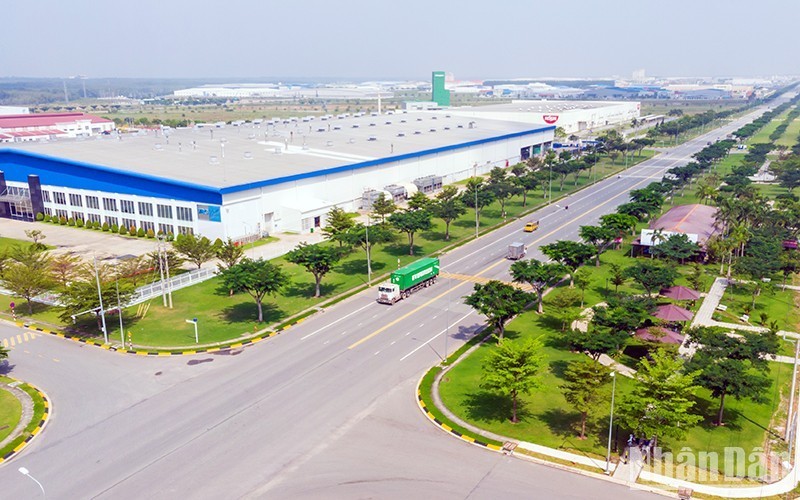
left=444, top=100, right=634, bottom=114
left=6, top=111, right=549, bottom=190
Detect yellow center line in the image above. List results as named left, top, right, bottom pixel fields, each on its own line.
left=348, top=162, right=669, bottom=350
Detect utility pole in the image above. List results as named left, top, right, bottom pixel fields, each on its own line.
left=93, top=256, right=108, bottom=344
left=157, top=237, right=167, bottom=307
left=115, top=268, right=124, bottom=346
left=366, top=217, right=372, bottom=286
left=163, top=240, right=173, bottom=309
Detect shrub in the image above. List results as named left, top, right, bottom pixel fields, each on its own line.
left=137, top=228, right=145, bottom=237
left=44, top=214, right=52, bottom=222
left=111, top=224, right=119, bottom=233
left=146, top=229, right=155, bottom=238
left=102, top=222, right=110, bottom=232
left=129, top=225, right=136, bottom=235
left=76, top=219, right=84, bottom=228
left=68, top=218, right=75, bottom=227
left=119, top=225, right=128, bottom=235
left=166, top=232, right=175, bottom=242
left=59, top=216, right=67, bottom=225
left=35, top=212, right=44, bottom=221
left=93, top=221, right=101, bottom=230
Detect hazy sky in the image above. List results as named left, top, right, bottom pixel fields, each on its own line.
left=2, top=0, right=797, bottom=80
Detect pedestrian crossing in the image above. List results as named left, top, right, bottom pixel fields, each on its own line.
left=1, top=331, right=38, bottom=348
left=439, top=272, right=531, bottom=292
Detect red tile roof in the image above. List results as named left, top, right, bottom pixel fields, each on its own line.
left=0, top=112, right=112, bottom=130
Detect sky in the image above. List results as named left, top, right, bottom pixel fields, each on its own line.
left=2, top=0, right=798, bottom=80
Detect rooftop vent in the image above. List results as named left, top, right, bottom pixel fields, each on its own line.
left=243, top=151, right=253, bottom=159
left=154, top=143, right=163, bottom=150
left=368, top=136, right=377, bottom=141
left=326, top=140, right=333, bottom=147
left=414, top=131, right=422, bottom=135
left=397, top=132, right=405, bottom=137
left=209, top=155, right=219, bottom=164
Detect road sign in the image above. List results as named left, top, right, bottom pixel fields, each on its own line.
left=9, top=302, right=14, bottom=309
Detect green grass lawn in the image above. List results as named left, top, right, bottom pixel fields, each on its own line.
left=0, top=376, right=45, bottom=461
left=747, top=109, right=792, bottom=145
left=438, top=245, right=795, bottom=475
left=0, top=235, right=43, bottom=253
left=776, top=113, right=800, bottom=147
left=0, top=386, right=22, bottom=443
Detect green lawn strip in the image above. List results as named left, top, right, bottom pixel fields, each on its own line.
left=0, top=376, right=46, bottom=460
left=718, top=282, right=798, bottom=333
left=0, top=295, right=63, bottom=326
left=0, top=386, right=22, bottom=443
left=746, top=109, right=791, bottom=145
left=0, top=236, right=48, bottom=253
left=776, top=113, right=800, bottom=147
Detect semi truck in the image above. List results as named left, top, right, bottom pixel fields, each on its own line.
left=376, top=257, right=440, bottom=305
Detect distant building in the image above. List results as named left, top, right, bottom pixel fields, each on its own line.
left=632, top=204, right=719, bottom=258
left=432, top=71, right=451, bottom=107
left=0, top=113, right=115, bottom=143
left=0, top=106, right=30, bottom=116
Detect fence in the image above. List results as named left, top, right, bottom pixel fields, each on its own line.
left=128, top=267, right=217, bottom=306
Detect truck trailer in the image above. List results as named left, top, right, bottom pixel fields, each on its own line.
left=377, top=257, right=440, bottom=304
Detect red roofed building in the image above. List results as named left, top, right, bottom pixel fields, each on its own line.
left=0, top=113, right=115, bottom=143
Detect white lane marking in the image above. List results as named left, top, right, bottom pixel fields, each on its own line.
left=340, top=331, right=347, bottom=335
left=405, top=331, right=411, bottom=336
left=323, top=340, right=329, bottom=345
left=372, top=313, right=378, bottom=319
left=400, top=311, right=473, bottom=361
left=300, top=302, right=374, bottom=340
left=419, top=323, right=424, bottom=327
left=374, top=351, right=381, bottom=355
left=390, top=341, right=396, bottom=345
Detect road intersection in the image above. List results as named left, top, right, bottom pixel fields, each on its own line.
left=0, top=105, right=779, bottom=499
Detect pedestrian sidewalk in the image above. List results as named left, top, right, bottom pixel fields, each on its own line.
left=613, top=445, right=644, bottom=482
left=241, top=231, right=325, bottom=261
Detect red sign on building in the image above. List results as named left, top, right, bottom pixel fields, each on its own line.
left=542, top=114, right=559, bottom=124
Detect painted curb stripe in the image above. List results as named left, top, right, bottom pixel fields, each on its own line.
left=0, top=381, right=50, bottom=464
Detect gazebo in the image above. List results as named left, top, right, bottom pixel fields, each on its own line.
left=634, top=326, right=685, bottom=345
left=660, top=286, right=701, bottom=301
left=653, top=304, right=694, bottom=322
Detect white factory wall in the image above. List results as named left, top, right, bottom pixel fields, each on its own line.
left=219, top=130, right=552, bottom=237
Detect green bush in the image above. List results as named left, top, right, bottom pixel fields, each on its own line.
left=119, top=225, right=128, bottom=235
left=146, top=229, right=155, bottom=238
left=137, top=228, right=145, bottom=237
left=43, top=214, right=52, bottom=222
left=102, top=222, right=110, bottom=232
left=93, top=221, right=101, bottom=230
left=166, top=232, right=175, bottom=242
left=68, top=218, right=75, bottom=227
left=59, top=216, right=67, bottom=225
left=35, top=212, right=44, bottom=221
left=111, top=224, right=119, bottom=233
left=76, top=219, right=84, bottom=228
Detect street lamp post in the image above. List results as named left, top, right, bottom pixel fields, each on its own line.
left=115, top=270, right=124, bottom=347
left=93, top=256, right=108, bottom=344
left=366, top=217, right=372, bottom=286
left=18, top=467, right=45, bottom=498
left=185, top=318, right=199, bottom=343
left=605, top=371, right=617, bottom=474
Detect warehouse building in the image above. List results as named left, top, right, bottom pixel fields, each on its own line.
left=439, top=100, right=640, bottom=133
left=0, top=112, right=115, bottom=143
left=0, top=111, right=553, bottom=241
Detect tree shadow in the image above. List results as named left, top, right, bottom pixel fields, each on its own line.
left=540, top=407, right=580, bottom=439
left=420, top=230, right=447, bottom=241
left=451, top=322, right=483, bottom=341
left=282, top=281, right=338, bottom=298
left=221, top=301, right=284, bottom=325
left=453, top=218, right=476, bottom=228
left=0, top=361, right=15, bottom=375
left=691, top=396, right=743, bottom=432
left=463, top=391, right=532, bottom=423
left=549, top=359, right=570, bottom=379
left=337, top=259, right=386, bottom=276
left=382, top=243, right=425, bottom=257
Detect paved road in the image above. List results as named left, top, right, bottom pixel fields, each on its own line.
left=0, top=104, right=782, bottom=499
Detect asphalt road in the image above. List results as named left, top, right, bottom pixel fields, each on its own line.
left=0, top=104, right=782, bottom=499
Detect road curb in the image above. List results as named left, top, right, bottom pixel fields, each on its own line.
left=415, top=386, right=502, bottom=452
left=0, top=379, right=50, bottom=466
left=12, top=317, right=310, bottom=357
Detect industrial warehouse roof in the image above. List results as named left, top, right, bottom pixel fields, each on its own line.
left=4, top=111, right=551, bottom=191
left=442, top=100, right=634, bottom=115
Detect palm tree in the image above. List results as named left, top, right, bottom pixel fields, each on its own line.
left=695, top=181, right=716, bottom=205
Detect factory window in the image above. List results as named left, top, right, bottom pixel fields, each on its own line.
left=55, top=209, right=68, bottom=219
left=42, top=191, right=51, bottom=203
left=138, top=202, right=153, bottom=217
left=44, top=207, right=53, bottom=216
left=103, top=197, right=118, bottom=212
left=87, top=213, right=101, bottom=224
left=105, top=216, right=119, bottom=227
left=141, top=221, right=155, bottom=232
left=177, top=226, right=194, bottom=236
left=69, top=193, right=83, bottom=207
left=72, top=211, right=84, bottom=221
left=120, top=200, right=135, bottom=214
left=122, top=218, right=136, bottom=230
left=157, top=204, right=173, bottom=219
left=176, top=206, right=193, bottom=222
left=86, top=196, right=99, bottom=209
left=53, top=192, right=67, bottom=205
left=158, top=223, right=174, bottom=236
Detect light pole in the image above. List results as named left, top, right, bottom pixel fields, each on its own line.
left=115, top=270, right=124, bottom=347
left=93, top=256, right=108, bottom=344
left=605, top=371, right=617, bottom=474
left=786, top=338, right=800, bottom=441
left=18, top=467, right=45, bottom=498
left=365, top=217, right=372, bottom=286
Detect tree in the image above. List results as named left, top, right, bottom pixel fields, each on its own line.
left=116, top=255, right=150, bottom=286
left=285, top=243, right=342, bottom=298
left=509, top=259, right=566, bottom=314
left=686, top=327, right=779, bottom=425
left=514, top=172, right=540, bottom=207
left=608, top=263, right=627, bottom=293
left=370, top=193, right=396, bottom=223
left=651, top=233, right=701, bottom=264
left=736, top=234, right=782, bottom=307
left=1, top=246, right=54, bottom=315
left=25, top=229, right=46, bottom=249
left=147, top=249, right=184, bottom=278
left=341, top=223, right=396, bottom=278
left=624, top=261, right=678, bottom=296
left=431, top=186, right=467, bottom=240
left=618, top=349, right=702, bottom=442
left=219, top=258, right=288, bottom=323
left=570, top=326, right=631, bottom=361
left=59, top=277, right=136, bottom=333
left=548, top=288, right=582, bottom=331
left=49, top=253, right=82, bottom=289
left=0, top=344, right=7, bottom=361
left=540, top=240, right=595, bottom=286
left=461, top=177, right=496, bottom=230
left=579, top=225, right=615, bottom=267
left=600, top=213, right=639, bottom=241
left=216, top=239, right=245, bottom=271
left=172, top=233, right=217, bottom=268
left=322, top=206, right=356, bottom=247
left=572, top=267, right=592, bottom=308
left=464, top=281, right=531, bottom=341
left=687, top=263, right=705, bottom=292
left=482, top=337, right=544, bottom=423
left=407, top=191, right=432, bottom=211
left=388, top=210, right=433, bottom=255
left=487, top=171, right=519, bottom=218
left=562, top=359, right=612, bottom=439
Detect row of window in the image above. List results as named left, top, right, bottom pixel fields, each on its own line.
left=41, top=191, right=193, bottom=221
left=41, top=208, right=192, bottom=235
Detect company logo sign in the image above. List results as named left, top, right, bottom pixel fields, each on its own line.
left=542, top=114, right=559, bottom=124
